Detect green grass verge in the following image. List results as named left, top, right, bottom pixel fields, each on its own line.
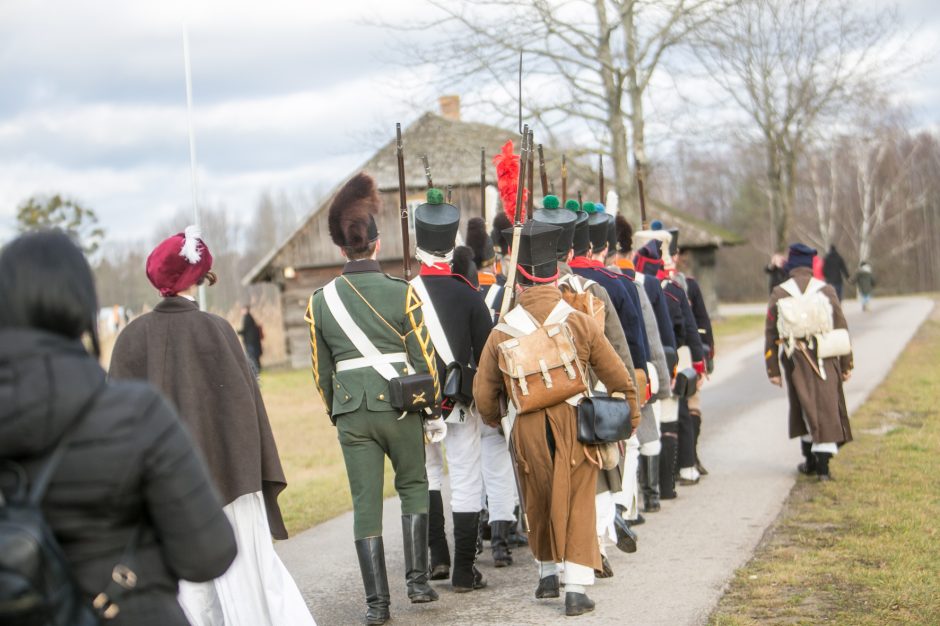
left=710, top=301, right=940, bottom=626
left=713, top=313, right=765, bottom=342
left=261, top=368, right=397, bottom=536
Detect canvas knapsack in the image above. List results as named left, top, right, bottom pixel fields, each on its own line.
left=0, top=389, right=105, bottom=626
left=776, top=278, right=833, bottom=355
left=495, top=301, right=589, bottom=415
left=558, top=274, right=605, bottom=331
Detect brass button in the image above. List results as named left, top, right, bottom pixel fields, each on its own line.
left=571, top=459, right=576, bottom=466
left=378, top=394, right=385, bottom=400
left=344, top=395, right=350, bottom=401
left=336, top=383, right=341, bottom=389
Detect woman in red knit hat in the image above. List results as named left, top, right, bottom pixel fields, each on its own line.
left=109, top=226, right=315, bottom=626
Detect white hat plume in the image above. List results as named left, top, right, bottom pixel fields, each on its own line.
left=179, top=225, right=203, bottom=264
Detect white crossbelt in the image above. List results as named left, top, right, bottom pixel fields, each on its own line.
left=409, top=276, right=456, bottom=365
left=323, top=280, right=412, bottom=381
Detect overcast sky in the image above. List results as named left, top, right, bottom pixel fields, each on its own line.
left=1, top=0, right=937, bottom=248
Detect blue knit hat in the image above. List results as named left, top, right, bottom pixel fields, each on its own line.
left=784, top=242, right=817, bottom=273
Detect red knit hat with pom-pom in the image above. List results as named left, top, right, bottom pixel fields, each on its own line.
left=146, top=226, right=213, bottom=297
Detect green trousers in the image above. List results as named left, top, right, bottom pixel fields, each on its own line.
left=337, top=410, right=429, bottom=539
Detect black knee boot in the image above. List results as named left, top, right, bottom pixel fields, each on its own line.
left=641, top=454, right=661, bottom=512
left=507, top=505, right=529, bottom=547
left=402, top=514, right=439, bottom=603
left=489, top=520, right=513, bottom=567
left=428, top=490, right=450, bottom=580
left=691, top=409, right=707, bottom=476
left=798, top=440, right=817, bottom=475
left=660, top=426, right=679, bottom=500
left=355, top=537, right=390, bottom=625
left=815, top=452, right=833, bottom=481
left=613, top=504, right=638, bottom=553
left=452, top=511, right=487, bottom=592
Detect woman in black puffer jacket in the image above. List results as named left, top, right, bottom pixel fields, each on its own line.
left=0, top=231, right=237, bottom=625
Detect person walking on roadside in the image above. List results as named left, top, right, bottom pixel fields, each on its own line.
left=0, top=231, right=237, bottom=626
left=852, top=261, right=876, bottom=311
left=304, top=173, right=445, bottom=625
left=110, top=226, right=314, bottom=626
left=765, top=243, right=854, bottom=481
left=823, top=244, right=850, bottom=300
left=239, top=305, right=264, bottom=375
left=765, top=253, right=788, bottom=294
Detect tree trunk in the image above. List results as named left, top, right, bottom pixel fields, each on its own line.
left=765, top=139, right=787, bottom=252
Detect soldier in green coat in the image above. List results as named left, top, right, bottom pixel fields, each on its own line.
left=305, top=172, right=446, bottom=625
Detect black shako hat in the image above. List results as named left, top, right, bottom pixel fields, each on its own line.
left=502, top=220, right=563, bottom=283
left=415, top=188, right=460, bottom=253
left=465, top=217, right=495, bottom=267
left=571, top=211, right=590, bottom=254
left=532, top=195, right=576, bottom=257
left=588, top=212, right=612, bottom=252
left=606, top=216, right=617, bottom=254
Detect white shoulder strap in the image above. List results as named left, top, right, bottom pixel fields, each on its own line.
left=322, top=280, right=401, bottom=382
left=544, top=299, right=576, bottom=325
left=484, top=284, right=502, bottom=310
left=805, top=278, right=827, bottom=295
left=779, top=278, right=801, bottom=298
left=410, top=277, right=456, bottom=365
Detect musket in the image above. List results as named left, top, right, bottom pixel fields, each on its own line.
left=480, top=147, right=486, bottom=219
left=635, top=156, right=648, bottom=229
left=578, top=190, right=582, bottom=208
left=421, top=154, right=433, bottom=190
left=396, top=123, right=412, bottom=280
left=526, top=130, right=535, bottom=217
left=561, top=154, right=568, bottom=204
left=538, top=144, right=548, bottom=199
left=498, top=125, right=531, bottom=533
left=599, top=154, right=605, bottom=205
left=446, top=185, right=453, bottom=204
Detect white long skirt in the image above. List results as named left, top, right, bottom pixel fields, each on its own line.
left=178, top=491, right=316, bottom=626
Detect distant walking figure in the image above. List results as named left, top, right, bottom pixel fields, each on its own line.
left=852, top=262, right=876, bottom=312
left=239, top=305, right=264, bottom=375
left=823, top=245, right=850, bottom=300
left=765, top=243, right=854, bottom=481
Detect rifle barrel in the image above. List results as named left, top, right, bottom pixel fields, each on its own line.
left=561, top=154, right=568, bottom=204
left=421, top=154, right=433, bottom=190
left=480, top=147, right=486, bottom=219
left=538, top=144, right=548, bottom=199
left=599, top=154, right=605, bottom=205
left=526, top=130, right=534, bottom=218
left=396, top=123, right=411, bottom=279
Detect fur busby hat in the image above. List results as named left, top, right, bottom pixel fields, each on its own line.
left=328, top=172, right=381, bottom=251
left=502, top=220, right=562, bottom=284
left=491, top=212, right=512, bottom=255
left=415, top=188, right=460, bottom=254
left=615, top=214, right=633, bottom=254
left=146, top=225, right=213, bottom=297
left=465, top=217, right=495, bottom=268
left=533, top=194, right=576, bottom=258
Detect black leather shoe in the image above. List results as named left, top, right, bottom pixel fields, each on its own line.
left=595, top=554, right=614, bottom=578
left=678, top=475, right=700, bottom=486
left=454, top=565, right=487, bottom=593
left=799, top=440, right=817, bottom=475
left=428, top=491, right=451, bottom=580
left=430, top=563, right=450, bottom=580
left=565, top=591, right=595, bottom=616
left=695, top=460, right=709, bottom=476
left=535, top=574, right=560, bottom=599
left=626, top=513, right=645, bottom=527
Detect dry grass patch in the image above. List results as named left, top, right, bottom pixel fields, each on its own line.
left=710, top=300, right=940, bottom=626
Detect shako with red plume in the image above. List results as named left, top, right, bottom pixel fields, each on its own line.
left=492, top=139, right=529, bottom=224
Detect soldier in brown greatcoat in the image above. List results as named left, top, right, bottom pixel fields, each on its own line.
left=473, top=220, right=636, bottom=617
left=765, top=243, right=854, bottom=481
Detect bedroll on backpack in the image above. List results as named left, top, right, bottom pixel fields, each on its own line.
left=496, top=322, right=589, bottom=415
left=558, top=275, right=605, bottom=331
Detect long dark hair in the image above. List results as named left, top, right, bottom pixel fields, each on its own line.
left=0, top=230, right=101, bottom=356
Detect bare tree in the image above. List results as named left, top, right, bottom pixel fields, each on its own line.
left=383, top=0, right=736, bottom=210
left=697, top=0, right=909, bottom=251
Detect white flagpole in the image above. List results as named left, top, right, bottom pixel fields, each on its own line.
left=182, top=23, right=206, bottom=310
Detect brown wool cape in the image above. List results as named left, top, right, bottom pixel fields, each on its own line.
left=109, top=296, right=288, bottom=539
left=474, top=285, right=634, bottom=572
left=765, top=267, right=854, bottom=445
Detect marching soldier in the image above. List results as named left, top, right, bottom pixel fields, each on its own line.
left=474, top=220, right=637, bottom=616
left=533, top=196, right=642, bottom=574
left=412, top=188, right=493, bottom=592
left=305, top=173, right=445, bottom=625
left=464, top=216, right=519, bottom=568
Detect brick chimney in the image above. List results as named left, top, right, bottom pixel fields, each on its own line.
left=438, top=95, right=461, bottom=121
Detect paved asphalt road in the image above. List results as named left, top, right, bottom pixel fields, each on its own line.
left=276, top=296, right=934, bottom=625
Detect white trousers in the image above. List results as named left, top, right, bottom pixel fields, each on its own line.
left=613, top=435, right=640, bottom=520
left=640, top=401, right=663, bottom=456
left=480, top=422, right=517, bottom=522
left=178, top=492, right=316, bottom=626
left=659, top=396, right=679, bottom=423
left=425, top=412, right=483, bottom=513
left=537, top=561, right=594, bottom=586
left=800, top=434, right=839, bottom=455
